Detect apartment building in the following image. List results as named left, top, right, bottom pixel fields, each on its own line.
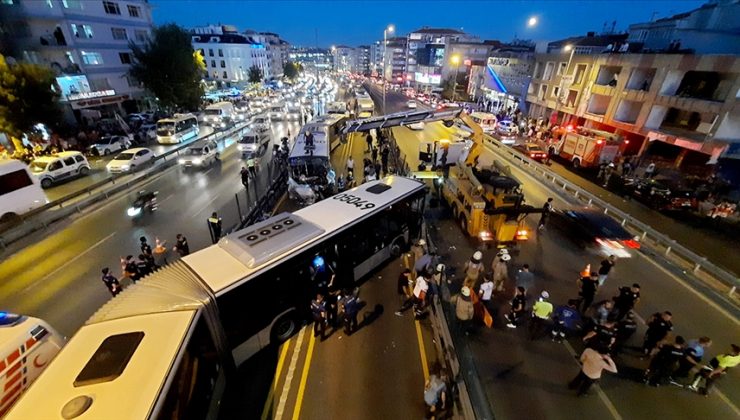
left=191, top=25, right=270, bottom=86
left=249, top=31, right=290, bottom=79
left=383, top=36, right=407, bottom=83
left=333, top=45, right=356, bottom=72
left=405, top=27, right=478, bottom=89
left=0, top=0, right=154, bottom=121
left=356, top=45, right=371, bottom=75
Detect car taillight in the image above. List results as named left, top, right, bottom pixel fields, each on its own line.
left=479, top=231, right=493, bottom=241
left=622, top=239, right=641, bottom=249
left=516, top=229, right=528, bottom=240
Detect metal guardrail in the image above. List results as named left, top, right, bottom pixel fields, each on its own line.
left=481, top=134, right=740, bottom=299
left=232, top=167, right=289, bottom=232
left=0, top=122, right=251, bottom=250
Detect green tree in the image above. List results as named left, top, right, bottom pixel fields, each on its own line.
left=296, top=62, right=304, bottom=73
left=248, top=65, right=263, bottom=84
left=283, top=61, right=298, bottom=79
left=0, top=55, right=61, bottom=140
left=128, top=24, right=203, bottom=112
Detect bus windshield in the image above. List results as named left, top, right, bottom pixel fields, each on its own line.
left=157, top=122, right=175, bottom=135
left=290, top=157, right=329, bottom=179
left=240, top=136, right=257, bottom=144
left=205, top=109, right=222, bottom=116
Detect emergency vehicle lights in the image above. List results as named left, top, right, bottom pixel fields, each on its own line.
left=313, top=255, right=325, bottom=268
left=479, top=231, right=493, bottom=241
left=596, top=140, right=603, bottom=145
left=566, top=125, right=574, bottom=131
left=516, top=229, right=529, bottom=240
left=127, top=207, right=141, bottom=217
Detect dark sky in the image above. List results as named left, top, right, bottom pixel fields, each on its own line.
left=151, top=0, right=706, bottom=47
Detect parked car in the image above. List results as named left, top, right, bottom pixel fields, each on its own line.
left=106, top=147, right=155, bottom=173
left=406, top=100, right=417, bottom=109
left=178, top=140, right=219, bottom=169
left=29, top=151, right=91, bottom=188
left=89, top=135, right=130, bottom=156
left=512, top=143, right=548, bottom=162
left=548, top=209, right=640, bottom=258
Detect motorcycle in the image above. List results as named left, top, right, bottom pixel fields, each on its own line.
left=127, top=190, right=158, bottom=220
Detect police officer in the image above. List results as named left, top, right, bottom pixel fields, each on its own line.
left=208, top=212, right=222, bottom=244
left=136, top=254, right=153, bottom=278
left=140, top=236, right=155, bottom=266
left=613, top=312, right=638, bottom=355
left=310, top=294, right=328, bottom=340
left=644, top=336, right=685, bottom=386
left=341, top=289, right=360, bottom=335
left=613, top=283, right=640, bottom=320
left=583, top=318, right=617, bottom=351
left=101, top=267, right=121, bottom=296
left=643, top=311, right=674, bottom=355
left=123, top=255, right=140, bottom=283
left=173, top=233, right=190, bottom=257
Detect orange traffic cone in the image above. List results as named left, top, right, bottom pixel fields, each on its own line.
left=580, top=264, right=591, bottom=278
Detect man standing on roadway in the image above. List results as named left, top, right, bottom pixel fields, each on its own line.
left=689, top=344, right=740, bottom=395
left=538, top=197, right=554, bottom=230
left=597, top=255, right=617, bottom=287
left=208, top=212, right=223, bottom=244
left=240, top=166, right=250, bottom=189
left=340, top=289, right=360, bottom=335
left=568, top=347, right=618, bottom=396
left=311, top=294, right=328, bottom=340
left=529, top=291, right=553, bottom=340
left=642, top=311, right=674, bottom=355
left=101, top=267, right=121, bottom=296
left=173, top=233, right=190, bottom=257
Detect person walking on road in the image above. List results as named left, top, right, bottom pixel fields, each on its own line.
left=208, top=212, right=223, bottom=244
left=597, top=255, right=616, bottom=287
left=246, top=155, right=257, bottom=178
left=505, top=287, right=527, bottom=329
left=101, top=267, right=121, bottom=296
left=240, top=166, right=250, bottom=189
left=642, top=311, right=674, bottom=356
left=381, top=144, right=390, bottom=175
left=491, top=250, right=510, bottom=292
left=371, top=146, right=378, bottom=164
left=454, top=286, right=475, bottom=335
left=529, top=291, right=554, bottom=340
left=347, top=156, right=354, bottom=175
left=551, top=299, right=582, bottom=342
left=578, top=272, right=599, bottom=314
left=365, top=132, right=373, bottom=152
left=538, top=197, right=554, bottom=230
left=173, top=233, right=190, bottom=257
left=340, top=289, right=360, bottom=335
left=311, top=294, right=328, bottom=340
left=478, top=274, right=495, bottom=314
left=397, top=268, right=414, bottom=305
left=568, top=347, right=618, bottom=396
left=462, top=251, right=485, bottom=289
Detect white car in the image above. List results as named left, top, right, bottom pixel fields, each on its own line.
left=89, top=135, right=130, bottom=156
left=407, top=100, right=417, bottom=109
left=178, top=140, right=219, bottom=169
left=30, top=151, right=91, bottom=188
left=106, top=147, right=155, bottom=173
left=250, top=116, right=270, bottom=132
left=496, top=120, right=519, bottom=143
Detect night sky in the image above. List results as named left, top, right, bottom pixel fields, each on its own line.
left=151, top=0, right=707, bottom=47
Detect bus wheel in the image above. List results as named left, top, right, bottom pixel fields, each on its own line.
left=459, top=216, right=468, bottom=233
left=0, top=212, right=19, bottom=224
left=271, top=313, right=298, bottom=344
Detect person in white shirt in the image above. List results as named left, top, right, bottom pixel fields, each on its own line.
left=479, top=273, right=494, bottom=313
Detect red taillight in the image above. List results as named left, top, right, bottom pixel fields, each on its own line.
left=623, top=239, right=641, bottom=249
left=596, top=139, right=603, bottom=145
left=530, top=153, right=536, bottom=158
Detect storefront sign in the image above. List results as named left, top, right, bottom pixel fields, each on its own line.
left=67, top=90, right=116, bottom=101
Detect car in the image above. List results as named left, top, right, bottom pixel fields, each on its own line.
left=250, top=116, right=270, bottom=132
left=406, top=100, right=417, bottom=109
left=29, top=151, right=91, bottom=188
left=138, top=124, right=157, bottom=142
left=512, top=143, right=548, bottom=162
left=89, top=135, right=130, bottom=156
left=548, top=209, right=640, bottom=258
left=106, top=147, right=155, bottom=173
left=496, top=120, right=519, bottom=143
left=178, top=140, right=219, bottom=169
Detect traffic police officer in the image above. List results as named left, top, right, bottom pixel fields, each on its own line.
left=101, top=267, right=121, bottom=296
left=341, top=289, right=360, bottom=335
left=311, top=294, right=328, bottom=340
left=208, top=212, right=222, bottom=244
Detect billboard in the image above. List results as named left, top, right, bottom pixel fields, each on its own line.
left=55, top=75, right=115, bottom=101
left=414, top=72, right=441, bottom=85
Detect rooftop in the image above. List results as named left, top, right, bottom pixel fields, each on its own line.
left=548, top=32, right=629, bottom=48
left=411, top=27, right=465, bottom=35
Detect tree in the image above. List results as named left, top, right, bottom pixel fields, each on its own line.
left=0, top=55, right=61, bottom=140
left=248, top=65, right=263, bottom=84
left=296, top=62, right=304, bottom=73
left=441, top=76, right=455, bottom=100
left=283, top=61, right=298, bottom=80
left=128, top=24, right=203, bottom=112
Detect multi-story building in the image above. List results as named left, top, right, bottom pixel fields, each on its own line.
left=405, top=27, right=478, bottom=90
left=526, top=51, right=740, bottom=178
left=383, top=36, right=407, bottom=83
left=0, top=0, right=154, bottom=121
left=628, top=0, right=740, bottom=54
left=191, top=25, right=270, bottom=86
left=470, top=43, right=535, bottom=114
left=288, top=46, right=333, bottom=73
left=370, top=41, right=383, bottom=76
left=249, top=31, right=290, bottom=79
left=441, top=40, right=504, bottom=99
left=356, top=45, right=371, bottom=75
left=333, top=45, right=356, bottom=72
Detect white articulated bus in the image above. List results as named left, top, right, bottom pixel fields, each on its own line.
left=0, top=160, right=48, bottom=222
left=156, top=114, right=199, bottom=145
left=7, top=177, right=425, bottom=420
left=288, top=114, right=347, bottom=189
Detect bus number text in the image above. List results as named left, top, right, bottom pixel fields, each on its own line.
left=332, top=193, right=376, bottom=210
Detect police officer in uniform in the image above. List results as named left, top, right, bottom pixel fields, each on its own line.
left=583, top=319, right=617, bottom=352
left=311, top=294, right=328, bottom=340
left=136, top=254, right=153, bottom=278
left=613, top=283, right=640, bottom=320
left=123, top=255, right=140, bottom=283
left=140, top=236, right=155, bottom=267
left=643, top=311, right=673, bottom=355
left=174, top=233, right=190, bottom=257
left=644, top=336, right=685, bottom=386
left=208, top=212, right=222, bottom=244
left=341, top=289, right=360, bottom=335
left=101, top=267, right=121, bottom=296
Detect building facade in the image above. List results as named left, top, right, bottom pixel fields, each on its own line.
left=249, top=31, right=290, bottom=79
left=470, top=45, right=535, bottom=114
left=332, top=45, right=356, bottom=72
left=191, top=26, right=270, bottom=86
left=356, top=45, right=371, bottom=75
left=383, top=36, right=407, bottom=83
left=405, top=27, right=478, bottom=89
left=0, top=0, right=154, bottom=120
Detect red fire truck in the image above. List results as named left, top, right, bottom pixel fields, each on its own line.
left=550, top=127, right=623, bottom=168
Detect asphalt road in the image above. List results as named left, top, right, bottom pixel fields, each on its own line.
left=380, top=92, right=739, bottom=418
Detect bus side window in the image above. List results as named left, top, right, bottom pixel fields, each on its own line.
left=157, top=314, right=221, bottom=420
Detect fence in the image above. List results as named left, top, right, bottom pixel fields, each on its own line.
left=0, top=121, right=252, bottom=250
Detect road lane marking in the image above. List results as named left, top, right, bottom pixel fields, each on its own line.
left=187, top=194, right=221, bottom=220
left=261, top=339, right=292, bottom=420
left=274, top=327, right=305, bottom=420
left=714, top=388, right=740, bottom=417
left=563, top=340, right=623, bottom=420
left=291, top=330, right=316, bottom=420
left=20, top=231, right=117, bottom=294
left=415, top=320, right=430, bottom=382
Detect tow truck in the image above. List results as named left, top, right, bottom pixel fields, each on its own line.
left=342, top=109, right=542, bottom=248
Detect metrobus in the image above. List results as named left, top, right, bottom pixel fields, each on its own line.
left=0, top=160, right=48, bottom=222
left=7, top=177, right=425, bottom=419
left=156, top=114, right=199, bottom=145
left=469, top=112, right=497, bottom=134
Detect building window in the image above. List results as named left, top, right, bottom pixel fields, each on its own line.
left=218, top=49, right=223, bottom=57
left=223, top=71, right=228, bottom=79
left=119, top=52, right=133, bottom=64
left=134, top=29, right=148, bottom=42
left=71, top=24, right=93, bottom=39
left=127, top=4, right=140, bottom=17
left=210, top=60, right=216, bottom=68
left=126, top=75, right=140, bottom=87
left=89, top=78, right=111, bottom=91
left=557, top=62, right=567, bottom=76
left=102, top=1, right=120, bottom=15
left=80, top=51, right=103, bottom=65
left=62, top=0, right=84, bottom=9
left=220, top=60, right=225, bottom=68
left=111, top=27, right=127, bottom=40
left=208, top=49, right=214, bottom=57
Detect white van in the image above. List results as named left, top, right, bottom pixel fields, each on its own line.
left=29, top=151, right=91, bottom=189
left=470, top=112, right=497, bottom=134
left=237, top=130, right=270, bottom=157
left=204, top=102, right=235, bottom=128
left=0, top=160, right=48, bottom=222
left=0, top=313, right=64, bottom=417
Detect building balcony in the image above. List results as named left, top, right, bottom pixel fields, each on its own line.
left=657, top=107, right=718, bottom=142
left=591, top=84, right=617, bottom=97
left=654, top=95, right=724, bottom=114
left=660, top=70, right=735, bottom=103
left=586, top=93, right=611, bottom=116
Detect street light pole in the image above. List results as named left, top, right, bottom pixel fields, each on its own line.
left=450, top=54, right=461, bottom=102
left=382, top=25, right=394, bottom=114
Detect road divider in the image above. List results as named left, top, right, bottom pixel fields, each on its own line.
left=0, top=122, right=251, bottom=251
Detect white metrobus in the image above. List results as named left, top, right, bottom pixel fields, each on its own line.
left=469, top=112, right=497, bottom=134
left=288, top=114, right=346, bottom=187
left=7, top=177, right=425, bottom=420
left=156, top=114, right=199, bottom=145
left=0, top=159, right=48, bottom=222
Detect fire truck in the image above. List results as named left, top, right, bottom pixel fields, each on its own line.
left=549, top=127, right=623, bottom=168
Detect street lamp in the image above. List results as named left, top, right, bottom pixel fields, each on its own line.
left=383, top=24, right=394, bottom=114
left=450, top=54, right=461, bottom=102
left=527, top=16, right=538, bottom=27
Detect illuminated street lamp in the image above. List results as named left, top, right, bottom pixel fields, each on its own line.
left=527, top=16, right=538, bottom=27
left=383, top=24, right=394, bottom=114
left=450, top=54, right=461, bottom=102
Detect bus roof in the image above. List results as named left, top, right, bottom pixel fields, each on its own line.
left=0, top=159, right=29, bottom=171
left=7, top=310, right=197, bottom=420
left=184, top=176, right=425, bottom=295
left=156, top=114, right=197, bottom=123
left=289, top=131, right=329, bottom=159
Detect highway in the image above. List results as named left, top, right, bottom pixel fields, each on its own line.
left=372, top=84, right=740, bottom=419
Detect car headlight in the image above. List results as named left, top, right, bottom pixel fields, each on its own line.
left=238, top=144, right=245, bottom=151
left=193, top=158, right=202, bottom=165
left=127, top=207, right=141, bottom=217
left=178, top=158, right=185, bottom=164
left=121, top=165, right=130, bottom=171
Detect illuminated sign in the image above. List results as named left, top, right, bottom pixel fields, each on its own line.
left=414, top=72, right=441, bottom=85
left=68, top=90, right=116, bottom=101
